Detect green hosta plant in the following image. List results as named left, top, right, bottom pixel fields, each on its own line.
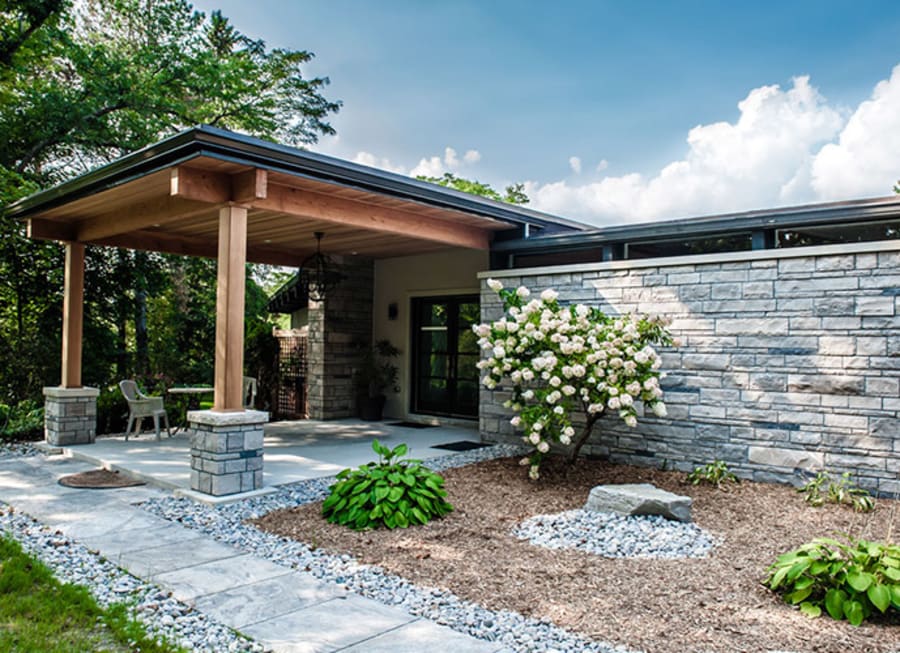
left=322, top=439, right=453, bottom=530
left=799, top=471, right=875, bottom=513
left=686, top=460, right=739, bottom=488
left=766, top=536, right=900, bottom=626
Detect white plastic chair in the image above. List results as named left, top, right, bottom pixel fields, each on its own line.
left=119, top=380, right=171, bottom=441
left=243, top=376, right=257, bottom=409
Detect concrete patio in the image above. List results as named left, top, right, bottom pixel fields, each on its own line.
left=42, top=418, right=483, bottom=502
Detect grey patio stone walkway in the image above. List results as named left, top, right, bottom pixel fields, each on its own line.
left=0, top=452, right=507, bottom=652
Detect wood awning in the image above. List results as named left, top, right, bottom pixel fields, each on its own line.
left=9, top=126, right=588, bottom=263
left=23, top=159, right=515, bottom=263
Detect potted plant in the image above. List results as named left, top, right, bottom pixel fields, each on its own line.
left=354, top=339, right=401, bottom=421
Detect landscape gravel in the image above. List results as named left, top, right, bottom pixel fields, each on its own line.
left=138, top=443, right=642, bottom=653
left=512, top=509, right=716, bottom=558
left=0, top=504, right=266, bottom=653
left=0, top=440, right=42, bottom=459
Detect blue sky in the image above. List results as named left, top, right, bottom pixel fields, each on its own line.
left=192, top=1, right=900, bottom=225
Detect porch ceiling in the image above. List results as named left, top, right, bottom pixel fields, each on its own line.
left=13, top=128, right=535, bottom=265
left=22, top=159, right=511, bottom=264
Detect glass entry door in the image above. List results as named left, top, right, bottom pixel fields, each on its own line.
left=411, top=295, right=480, bottom=418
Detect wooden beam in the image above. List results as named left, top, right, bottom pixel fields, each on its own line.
left=61, top=243, right=85, bottom=388
left=213, top=205, right=248, bottom=411
left=253, top=184, right=491, bottom=250
left=90, top=229, right=302, bottom=266
left=170, top=165, right=232, bottom=203
left=232, top=169, right=268, bottom=204
left=76, top=196, right=215, bottom=242
left=27, top=218, right=76, bottom=241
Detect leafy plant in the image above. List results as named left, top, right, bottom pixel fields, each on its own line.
left=766, top=535, right=900, bottom=626
left=799, top=471, right=875, bottom=513
left=322, top=439, right=453, bottom=530
left=0, top=400, right=44, bottom=441
left=686, top=460, right=739, bottom=487
left=353, top=340, right=401, bottom=399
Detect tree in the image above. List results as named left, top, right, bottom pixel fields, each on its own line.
left=473, top=280, right=673, bottom=479
left=416, top=172, right=529, bottom=205
left=0, top=0, right=340, bottom=406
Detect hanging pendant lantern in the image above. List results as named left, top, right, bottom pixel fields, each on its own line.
left=300, top=231, right=345, bottom=302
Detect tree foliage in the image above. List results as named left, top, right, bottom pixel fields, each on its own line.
left=0, top=0, right=340, bottom=413
left=416, top=172, right=529, bottom=205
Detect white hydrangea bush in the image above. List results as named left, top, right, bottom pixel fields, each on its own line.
left=475, top=279, right=674, bottom=479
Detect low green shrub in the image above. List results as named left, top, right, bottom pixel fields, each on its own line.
left=322, top=439, right=453, bottom=530
left=686, top=460, right=739, bottom=488
left=799, top=471, right=875, bottom=513
left=96, top=386, right=129, bottom=435
left=766, top=535, right=900, bottom=626
left=0, top=400, right=44, bottom=441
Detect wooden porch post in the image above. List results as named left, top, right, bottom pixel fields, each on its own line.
left=61, top=242, right=85, bottom=388
left=213, top=205, right=248, bottom=411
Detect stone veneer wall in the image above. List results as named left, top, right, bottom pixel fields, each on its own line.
left=307, top=258, right=374, bottom=420
left=43, top=386, right=99, bottom=446
left=479, top=242, right=900, bottom=496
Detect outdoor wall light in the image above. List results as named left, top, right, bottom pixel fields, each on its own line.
left=300, top=231, right=345, bottom=302
left=388, top=302, right=398, bottom=320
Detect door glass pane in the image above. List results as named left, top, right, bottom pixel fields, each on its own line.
left=420, top=354, right=448, bottom=377
left=420, top=378, right=447, bottom=405
left=424, top=303, right=447, bottom=327
left=421, top=329, right=448, bottom=353
left=457, top=353, right=479, bottom=382
left=412, top=296, right=479, bottom=418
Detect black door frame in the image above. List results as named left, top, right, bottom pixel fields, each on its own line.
left=409, top=294, right=479, bottom=419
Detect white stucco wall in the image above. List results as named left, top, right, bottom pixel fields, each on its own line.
left=373, top=248, right=489, bottom=420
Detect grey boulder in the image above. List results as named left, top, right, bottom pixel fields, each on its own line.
left=585, top=483, right=693, bottom=522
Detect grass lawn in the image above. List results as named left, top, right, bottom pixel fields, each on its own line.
left=0, top=535, right=185, bottom=653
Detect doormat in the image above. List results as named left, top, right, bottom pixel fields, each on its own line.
left=431, top=440, right=490, bottom=452
left=388, top=421, right=438, bottom=429
left=58, top=469, right=145, bottom=489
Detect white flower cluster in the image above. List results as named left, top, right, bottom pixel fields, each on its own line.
left=476, top=279, right=673, bottom=479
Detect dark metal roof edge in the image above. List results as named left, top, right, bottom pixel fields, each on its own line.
left=6, top=125, right=588, bottom=233
left=5, top=129, right=207, bottom=218
left=492, top=196, right=900, bottom=252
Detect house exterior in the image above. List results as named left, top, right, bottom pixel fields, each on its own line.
left=8, top=125, right=900, bottom=495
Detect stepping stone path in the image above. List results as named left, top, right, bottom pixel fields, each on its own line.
left=585, top=483, right=693, bottom=522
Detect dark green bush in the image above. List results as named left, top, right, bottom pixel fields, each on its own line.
left=0, top=400, right=43, bottom=441
left=95, top=386, right=129, bottom=435
left=322, top=439, right=453, bottom=530
left=766, top=535, right=900, bottom=626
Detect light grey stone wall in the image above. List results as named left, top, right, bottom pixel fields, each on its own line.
left=189, top=409, right=267, bottom=496
left=43, top=386, right=98, bottom=446
left=479, top=247, right=900, bottom=495
left=307, top=258, right=374, bottom=420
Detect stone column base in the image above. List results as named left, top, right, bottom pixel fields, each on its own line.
left=43, top=386, right=99, bottom=446
left=188, top=409, right=269, bottom=496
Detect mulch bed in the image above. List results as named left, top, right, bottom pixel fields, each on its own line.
left=252, top=456, right=900, bottom=653
left=58, top=469, right=145, bottom=489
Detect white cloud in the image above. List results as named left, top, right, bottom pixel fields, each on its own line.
left=528, top=75, right=851, bottom=225
left=810, top=64, right=900, bottom=200
left=352, top=151, right=406, bottom=174
left=596, top=159, right=609, bottom=172
left=568, top=156, right=582, bottom=174
left=409, top=145, right=482, bottom=177
left=409, top=155, right=445, bottom=178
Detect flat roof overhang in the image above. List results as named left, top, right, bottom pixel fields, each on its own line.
left=491, top=195, right=900, bottom=256
left=8, top=126, right=586, bottom=264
